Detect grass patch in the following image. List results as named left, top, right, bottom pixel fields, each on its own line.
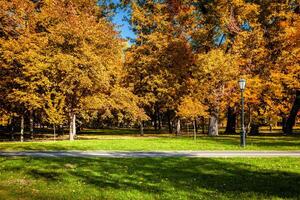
left=0, top=135, right=300, bottom=151
left=0, top=157, right=299, bottom=199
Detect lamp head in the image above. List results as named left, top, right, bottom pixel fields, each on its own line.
left=239, top=79, right=246, bottom=91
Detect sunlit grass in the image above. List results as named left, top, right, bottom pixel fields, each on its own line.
left=0, top=135, right=300, bottom=151
left=0, top=157, right=299, bottom=199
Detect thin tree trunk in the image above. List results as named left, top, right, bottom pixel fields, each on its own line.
left=193, top=119, right=196, bottom=140
left=20, top=115, right=24, bottom=142
left=53, top=124, right=56, bottom=141
left=9, top=115, right=14, bottom=140
left=72, top=113, right=76, bottom=139
left=61, top=125, right=64, bottom=136
left=176, top=118, right=181, bottom=136
left=269, top=123, right=273, bottom=132
left=224, top=107, right=236, bottom=134
left=167, top=110, right=173, bottom=133
left=187, top=122, right=189, bottom=136
left=29, top=110, right=34, bottom=140
left=69, top=112, right=74, bottom=141
left=139, top=121, right=144, bottom=136
left=158, top=109, right=161, bottom=131
left=208, top=110, right=219, bottom=136
left=202, top=116, right=205, bottom=134
left=246, top=107, right=252, bottom=134
left=153, top=110, right=158, bottom=132
left=284, top=91, right=300, bottom=134
left=195, top=119, right=198, bottom=133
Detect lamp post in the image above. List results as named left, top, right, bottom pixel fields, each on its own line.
left=239, top=79, right=246, bottom=147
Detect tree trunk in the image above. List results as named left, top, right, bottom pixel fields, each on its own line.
left=20, top=115, right=24, bottom=142
left=284, top=91, right=300, bottom=134
left=139, top=121, right=144, bottom=136
left=167, top=110, right=173, bottom=133
left=187, top=122, right=189, bottom=136
left=246, top=107, right=252, bottom=134
left=29, top=110, right=34, bottom=140
left=9, top=115, right=14, bottom=140
left=61, top=125, right=64, bottom=136
left=224, top=107, right=236, bottom=134
left=72, top=113, right=76, bottom=138
left=153, top=110, right=158, bottom=132
left=193, top=119, right=196, bottom=140
left=158, top=109, right=161, bottom=131
left=53, top=124, right=56, bottom=141
left=282, top=116, right=287, bottom=134
left=69, top=112, right=75, bottom=141
left=176, top=118, right=181, bottom=136
left=250, top=123, right=260, bottom=135
left=195, top=119, right=198, bottom=133
left=202, top=116, right=205, bottom=134
left=208, top=110, right=218, bottom=136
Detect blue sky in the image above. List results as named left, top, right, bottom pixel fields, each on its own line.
left=112, top=7, right=135, bottom=41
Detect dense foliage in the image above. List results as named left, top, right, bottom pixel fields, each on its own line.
left=125, top=0, right=300, bottom=135
left=0, top=0, right=299, bottom=141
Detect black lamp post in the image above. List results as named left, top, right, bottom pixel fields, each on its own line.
left=239, top=79, right=246, bottom=147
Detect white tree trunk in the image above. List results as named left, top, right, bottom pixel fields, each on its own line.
left=20, top=115, right=24, bottom=142
left=209, top=110, right=219, bottom=136
left=69, top=112, right=74, bottom=141
left=72, top=113, right=76, bottom=138
left=176, top=118, right=181, bottom=136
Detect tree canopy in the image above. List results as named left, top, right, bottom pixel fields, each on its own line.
left=0, top=0, right=299, bottom=140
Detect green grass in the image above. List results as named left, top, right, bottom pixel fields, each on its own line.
left=80, top=128, right=157, bottom=135
left=0, top=135, right=300, bottom=151
left=0, top=157, right=299, bottom=199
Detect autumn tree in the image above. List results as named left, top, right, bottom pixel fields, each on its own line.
left=178, top=96, right=207, bottom=139
left=43, top=91, right=66, bottom=139
left=1, top=0, right=146, bottom=141
left=269, top=1, right=300, bottom=134
left=125, top=1, right=195, bottom=134
left=0, top=0, right=49, bottom=141
left=37, top=0, right=146, bottom=140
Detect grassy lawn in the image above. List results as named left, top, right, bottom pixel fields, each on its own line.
left=0, top=135, right=300, bottom=151
left=0, top=157, right=299, bottom=199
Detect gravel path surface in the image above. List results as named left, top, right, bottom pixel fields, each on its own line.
left=1, top=151, right=300, bottom=158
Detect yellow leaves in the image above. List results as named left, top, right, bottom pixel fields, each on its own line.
left=178, top=96, right=207, bottom=119
left=109, top=86, right=149, bottom=121
left=191, top=49, right=242, bottom=112
left=43, top=91, right=66, bottom=125
left=0, top=0, right=145, bottom=125
left=79, top=94, right=108, bottom=111
left=132, top=1, right=171, bottom=33
left=7, top=90, right=43, bottom=110
left=1, top=0, right=298, bottom=126
left=196, top=49, right=239, bottom=86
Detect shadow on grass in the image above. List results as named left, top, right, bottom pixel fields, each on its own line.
left=29, top=168, right=62, bottom=181
left=2, top=157, right=300, bottom=199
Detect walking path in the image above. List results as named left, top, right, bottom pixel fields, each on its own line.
left=1, top=151, right=300, bottom=158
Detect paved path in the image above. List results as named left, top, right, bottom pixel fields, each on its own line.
left=1, top=151, right=300, bottom=158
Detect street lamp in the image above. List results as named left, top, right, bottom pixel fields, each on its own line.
left=239, top=79, right=246, bottom=147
